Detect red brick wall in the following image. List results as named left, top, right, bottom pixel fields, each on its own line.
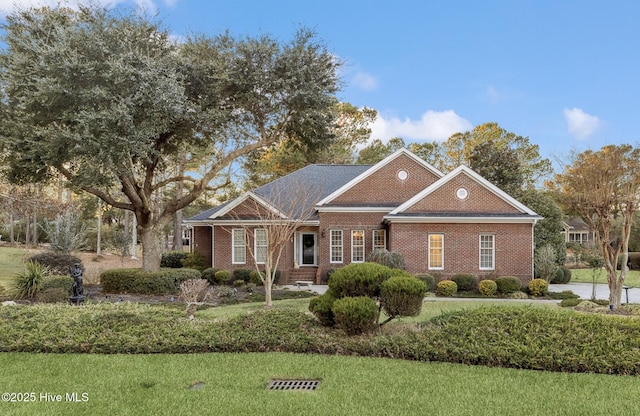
left=192, top=226, right=212, bottom=267
left=388, top=222, right=534, bottom=283
left=405, top=172, right=520, bottom=214
left=332, top=154, right=441, bottom=205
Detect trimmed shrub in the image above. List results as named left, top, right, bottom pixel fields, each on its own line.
left=328, top=262, right=394, bottom=298
left=181, top=251, right=207, bottom=271
left=549, top=290, right=579, bottom=300
left=562, top=267, right=572, bottom=283
left=367, top=249, right=406, bottom=270
left=528, top=278, right=549, bottom=297
left=27, top=252, right=83, bottom=276
left=12, top=261, right=49, bottom=299
left=129, top=273, right=176, bottom=295
left=380, top=276, right=427, bottom=318
left=551, top=267, right=572, bottom=284
left=40, top=275, right=74, bottom=295
left=100, top=268, right=201, bottom=295
left=560, top=298, right=582, bottom=307
left=415, top=274, right=436, bottom=292
left=38, top=287, right=69, bottom=303
left=201, top=268, right=221, bottom=284
left=100, top=269, right=140, bottom=293
left=233, top=268, right=253, bottom=284
left=214, top=270, right=232, bottom=285
left=436, top=280, right=457, bottom=297
left=478, top=279, right=497, bottom=297
left=505, top=291, right=529, bottom=299
left=233, top=279, right=245, bottom=287
left=160, top=251, right=188, bottom=268
left=495, top=276, right=522, bottom=294
left=331, top=296, right=378, bottom=335
left=249, top=271, right=265, bottom=285
left=451, top=274, right=477, bottom=291
left=309, top=292, right=337, bottom=326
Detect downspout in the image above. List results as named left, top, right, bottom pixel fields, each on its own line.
left=531, top=218, right=539, bottom=280
left=209, top=224, right=215, bottom=268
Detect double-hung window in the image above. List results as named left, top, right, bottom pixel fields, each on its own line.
left=330, top=230, right=343, bottom=263
left=372, top=229, right=386, bottom=251
left=479, top=234, right=495, bottom=270
left=254, top=229, right=268, bottom=264
left=351, top=230, right=365, bottom=263
left=428, top=234, right=444, bottom=270
left=232, top=229, right=246, bottom=264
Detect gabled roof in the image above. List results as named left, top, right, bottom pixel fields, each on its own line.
left=387, top=165, right=540, bottom=220
left=316, top=148, right=444, bottom=206
left=185, top=164, right=371, bottom=223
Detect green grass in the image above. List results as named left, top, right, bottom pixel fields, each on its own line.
left=568, top=268, right=640, bottom=287
left=1, top=352, right=638, bottom=416
left=0, top=246, right=26, bottom=290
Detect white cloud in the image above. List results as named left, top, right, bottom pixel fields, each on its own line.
left=485, top=85, right=500, bottom=103
left=352, top=71, right=378, bottom=91
left=369, top=110, right=472, bottom=143
left=563, top=107, right=601, bottom=140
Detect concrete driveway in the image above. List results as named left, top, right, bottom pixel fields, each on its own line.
left=549, top=282, right=640, bottom=304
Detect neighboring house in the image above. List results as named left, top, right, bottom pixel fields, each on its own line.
left=185, top=148, right=542, bottom=285
left=562, top=217, right=595, bottom=245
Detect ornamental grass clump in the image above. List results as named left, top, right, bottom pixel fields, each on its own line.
left=12, top=261, right=49, bottom=299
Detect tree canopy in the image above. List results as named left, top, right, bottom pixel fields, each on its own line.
left=0, top=5, right=341, bottom=270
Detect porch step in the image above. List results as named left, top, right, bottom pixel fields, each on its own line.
left=285, top=268, right=318, bottom=285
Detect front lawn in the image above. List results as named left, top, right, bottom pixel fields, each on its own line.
left=569, top=268, right=640, bottom=287
left=1, top=352, right=639, bottom=416
left=0, top=246, right=27, bottom=290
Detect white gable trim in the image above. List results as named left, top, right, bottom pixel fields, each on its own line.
left=316, top=148, right=444, bottom=206
left=389, top=165, right=539, bottom=216
left=384, top=215, right=541, bottom=224
left=207, top=191, right=286, bottom=220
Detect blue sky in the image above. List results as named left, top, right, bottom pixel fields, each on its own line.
left=2, top=0, right=639, bottom=169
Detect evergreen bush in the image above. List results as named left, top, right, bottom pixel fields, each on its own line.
left=328, top=262, right=394, bottom=298
left=181, top=251, right=207, bottom=271
left=308, top=292, right=337, bottom=326
left=331, top=296, right=378, bottom=335
left=436, top=280, right=457, bottom=297
left=451, top=274, right=477, bottom=291
left=214, top=270, right=232, bottom=285
left=27, top=252, right=83, bottom=276
left=201, top=268, right=221, bottom=284
left=478, top=279, right=497, bottom=297
left=40, top=275, right=74, bottom=295
left=160, top=252, right=188, bottom=268
left=495, top=276, right=522, bottom=294
left=249, top=271, right=265, bottom=285
left=380, top=276, right=426, bottom=318
left=233, top=268, right=253, bottom=284
left=415, top=274, right=436, bottom=292
left=528, top=278, right=549, bottom=297
left=366, top=249, right=406, bottom=270
left=37, top=287, right=69, bottom=303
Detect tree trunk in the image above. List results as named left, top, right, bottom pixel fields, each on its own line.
left=97, top=198, right=102, bottom=255
left=608, top=273, right=624, bottom=309
left=139, top=225, right=164, bottom=272
left=172, top=209, right=183, bottom=251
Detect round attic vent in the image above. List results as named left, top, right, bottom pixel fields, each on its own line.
left=397, top=170, right=408, bottom=181
left=456, top=188, right=468, bottom=200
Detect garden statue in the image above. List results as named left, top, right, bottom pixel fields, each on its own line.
left=69, top=263, right=85, bottom=305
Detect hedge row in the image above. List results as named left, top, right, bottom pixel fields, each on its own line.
left=1, top=304, right=640, bottom=375
left=100, top=268, right=202, bottom=295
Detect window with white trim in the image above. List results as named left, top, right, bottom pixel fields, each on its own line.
left=254, top=229, right=268, bottom=264
left=428, top=234, right=444, bottom=270
left=232, top=229, right=246, bottom=264
left=330, top=230, right=343, bottom=263
left=351, top=230, right=365, bottom=263
left=373, top=229, right=386, bottom=251
left=480, top=234, right=495, bottom=270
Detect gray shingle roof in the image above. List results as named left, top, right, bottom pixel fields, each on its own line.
left=186, top=164, right=372, bottom=222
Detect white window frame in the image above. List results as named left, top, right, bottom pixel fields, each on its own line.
left=254, top=229, right=268, bottom=264
left=428, top=233, right=444, bottom=270
left=479, top=234, right=495, bottom=270
left=351, top=229, right=365, bottom=263
left=330, top=229, right=343, bottom=264
left=232, top=228, right=246, bottom=264
left=372, top=229, right=386, bottom=251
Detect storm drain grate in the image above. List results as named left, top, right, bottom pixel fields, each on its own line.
left=267, top=379, right=320, bottom=391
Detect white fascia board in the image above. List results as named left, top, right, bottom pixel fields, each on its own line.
left=316, top=148, right=443, bottom=206
left=208, top=191, right=287, bottom=220
left=198, top=219, right=320, bottom=227
left=383, top=215, right=542, bottom=224
left=390, top=165, right=540, bottom=216
left=315, top=206, right=395, bottom=213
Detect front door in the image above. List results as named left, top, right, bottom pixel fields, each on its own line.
left=299, top=233, right=317, bottom=266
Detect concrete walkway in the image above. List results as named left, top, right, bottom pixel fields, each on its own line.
left=285, top=282, right=640, bottom=304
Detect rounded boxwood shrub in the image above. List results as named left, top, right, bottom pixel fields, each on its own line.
left=233, top=268, right=253, bottom=284
left=331, top=296, right=378, bottom=335
left=214, top=270, right=232, bottom=285
left=436, top=280, right=457, bottom=297
left=495, top=276, right=522, bottom=294
left=415, top=274, right=436, bottom=292
left=380, top=276, right=427, bottom=318
left=528, top=278, right=549, bottom=297
left=328, top=262, right=394, bottom=298
left=309, top=292, right=337, bottom=326
left=451, top=274, right=477, bottom=291
left=201, top=268, right=221, bottom=284
left=181, top=251, right=207, bottom=271
left=160, top=251, right=188, bottom=268
left=366, top=249, right=406, bottom=270
left=249, top=271, right=265, bottom=285
left=478, top=279, right=497, bottom=297
left=27, top=252, right=83, bottom=276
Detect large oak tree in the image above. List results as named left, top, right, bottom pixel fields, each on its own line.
left=0, top=5, right=340, bottom=270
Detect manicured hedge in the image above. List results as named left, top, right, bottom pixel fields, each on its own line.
left=451, top=274, right=477, bottom=291
left=328, top=262, right=394, bottom=298
left=100, top=268, right=202, bottom=295
left=27, top=252, right=83, bottom=276
left=160, top=252, right=188, bottom=268
left=2, top=304, right=640, bottom=375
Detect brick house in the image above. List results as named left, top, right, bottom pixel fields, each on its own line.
left=185, top=148, right=542, bottom=285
